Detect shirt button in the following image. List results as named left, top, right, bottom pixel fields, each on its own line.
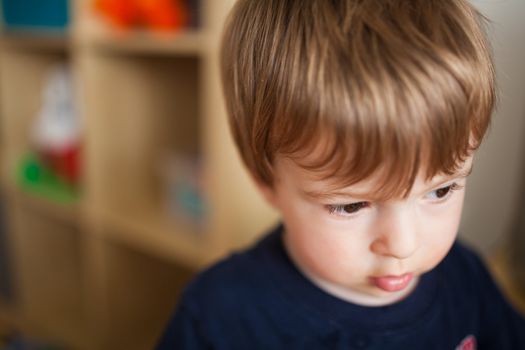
left=350, top=334, right=371, bottom=349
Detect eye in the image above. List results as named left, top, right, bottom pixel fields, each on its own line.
left=426, top=183, right=464, bottom=202
left=327, top=201, right=370, bottom=216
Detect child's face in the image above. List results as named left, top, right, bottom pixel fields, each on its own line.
left=262, top=154, right=473, bottom=306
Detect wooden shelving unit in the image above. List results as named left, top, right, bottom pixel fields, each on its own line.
left=0, top=0, right=278, bottom=348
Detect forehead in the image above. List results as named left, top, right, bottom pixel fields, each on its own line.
left=274, top=155, right=474, bottom=201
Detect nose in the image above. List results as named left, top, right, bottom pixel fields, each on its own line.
left=370, top=206, right=419, bottom=260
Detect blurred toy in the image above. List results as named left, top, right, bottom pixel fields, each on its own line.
left=15, top=64, right=81, bottom=203
left=1, top=0, right=69, bottom=31
left=17, top=153, right=79, bottom=203
left=94, top=0, right=189, bottom=32
left=94, top=0, right=138, bottom=28
left=136, top=0, right=188, bottom=30
left=31, top=64, right=82, bottom=187
left=159, top=153, right=206, bottom=226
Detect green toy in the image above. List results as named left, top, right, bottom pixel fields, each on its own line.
left=17, top=152, right=80, bottom=204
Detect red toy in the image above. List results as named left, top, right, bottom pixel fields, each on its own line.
left=40, top=144, right=81, bottom=185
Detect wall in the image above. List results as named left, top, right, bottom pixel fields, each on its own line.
left=460, top=0, right=525, bottom=254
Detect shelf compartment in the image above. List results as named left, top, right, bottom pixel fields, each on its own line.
left=74, top=0, right=205, bottom=56
left=102, top=207, right=214, bottom=270
left=101, top=238, right=194, bottom=349
left=82, top=52, right=202, bottom=230
left=6, top=200, right=88, bottom=348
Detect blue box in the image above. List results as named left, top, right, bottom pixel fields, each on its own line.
left=1, top=0, right=69, bottom=32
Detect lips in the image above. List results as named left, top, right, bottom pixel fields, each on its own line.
left=370, top=273, right=414, bottom=292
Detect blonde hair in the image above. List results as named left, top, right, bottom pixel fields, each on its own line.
left=220, top=0, right=495, bottom=198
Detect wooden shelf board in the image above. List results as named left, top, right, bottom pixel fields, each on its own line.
left=76, top=18, right=206, bottom=56
left=0, top=32, right=70, bottom=52
left=5, top=184, right=83, bottom=225
left=102, top=209, right=210, bottom=270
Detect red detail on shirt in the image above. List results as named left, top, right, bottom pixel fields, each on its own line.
left=456, top=335, right=477, bottom=350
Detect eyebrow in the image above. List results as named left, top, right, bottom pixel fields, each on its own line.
left=301, top=164, right=474, bottom=201
left=428, top=164, right=474, bottom=189
left=301, top=189, right=367, bottom=201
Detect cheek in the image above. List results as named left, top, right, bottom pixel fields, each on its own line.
left=425, top=191, right=465, bottom=235
left=281, top=202, right=371, bottom=280
left=420, top=194, right=465, bottom=269
left=285, top=216, right=345, bottom=266
left=292, top=232, right=369, bottom=283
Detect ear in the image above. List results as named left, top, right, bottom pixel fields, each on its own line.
left=254, top=179, right=280, bottom=210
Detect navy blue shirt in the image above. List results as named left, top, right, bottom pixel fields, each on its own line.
left=157, top=224, right=525, bottom=349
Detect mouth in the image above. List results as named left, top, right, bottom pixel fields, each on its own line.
left=369, top=273, right=414, bottom=292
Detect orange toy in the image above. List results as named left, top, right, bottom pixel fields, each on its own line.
left=135, top=0, right=188, bottom=31
left=95, top=0, right=188, bottom=31
left=95, top=0, right=139, bottom=29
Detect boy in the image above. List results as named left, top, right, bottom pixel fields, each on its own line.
left=158, top=0, right=525, bottom=348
